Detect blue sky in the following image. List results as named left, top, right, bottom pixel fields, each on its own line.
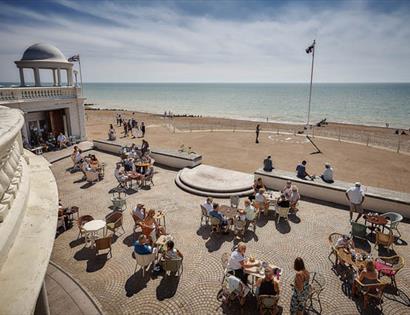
left=1, top=0, right=410, bottom=82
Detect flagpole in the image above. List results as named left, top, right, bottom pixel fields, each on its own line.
left=78, top=55, right=84, bottom=96
left=306, top=40, right=315, bottom=135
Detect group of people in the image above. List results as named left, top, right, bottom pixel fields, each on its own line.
left=71, top=146, right=104, bottom=180
left=115, top=113, right=146, bottom=139
left=24, top=131, right=72, bottom=152
left=132, top=205, right=166, bottom=242
left=296, top=160, right=334, bottom=183
left=226, top=242, right=310, bottom=315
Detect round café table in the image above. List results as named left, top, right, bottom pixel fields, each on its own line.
left=364, top=214, right=388, bottom=234
left=83, top=219, right=106, bottom=247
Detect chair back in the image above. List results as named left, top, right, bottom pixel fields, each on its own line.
left=86, top=171, right=99, bottom=182
left=276, top=206, right=289, bottom=218
left=234, top=218, right=246, bottom=231
left=141, top=224, right=155, bottom=238
left=162, top=258, right=183, bottom=273
left=71, top=206, right=79, bottom=214
left=210, top=217, right=221, bottom=225
left=132, top=213, right=143, bottom=225
left=351, top=221, right=367, bottom=239
left=230, top=195, right=240, bottom=208
left=221, top=252, right=230, bottom=269
left=78, top=215, right=94, bottom=227
left=259, top=295, right=279, bottom=309
left=200, top=205, right=209, bottom=217
left=134, top=251, right=156, bottom=267
left=95, top=236, right=112, bottom=251
left=106, top=211, right=123, bottom=227
left=310, top=272, right=326, bottom=295
left=376, top=228, right=394, bottom=247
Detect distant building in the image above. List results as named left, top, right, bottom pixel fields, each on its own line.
left=0, top=43, right=86, bottom=146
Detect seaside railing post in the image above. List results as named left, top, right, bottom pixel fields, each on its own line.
left=312, top=126, right=315, bottom=138
left=338, top=128, right=341, bottom=142
left=366, top=134, right=370, bottom=146
left=397, top=134, right=401, bottom=153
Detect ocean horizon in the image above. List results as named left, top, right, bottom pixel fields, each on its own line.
left=2, top=82, right=410, bottom=128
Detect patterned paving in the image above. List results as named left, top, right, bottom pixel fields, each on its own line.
left=50, top=150, right=410, bottom=315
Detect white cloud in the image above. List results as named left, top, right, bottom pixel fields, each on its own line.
left=0, top=1, right=409, bottom=82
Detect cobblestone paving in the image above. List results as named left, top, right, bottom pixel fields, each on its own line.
left=51, top=151, right=410, bottom=315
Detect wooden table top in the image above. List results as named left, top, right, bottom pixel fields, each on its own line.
left=244, top=259, right=282, bottom=279
left=336, top=247, right=372, bottom=271
left=365, top=215, right=388, bottom=226
left=219, top=205, right=241, bottom=219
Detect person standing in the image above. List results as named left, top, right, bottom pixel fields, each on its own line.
left=141, top=122, right=146, bottom=137
left=346, top=182, right=365, bottom=222
left=290, top=257, right=310, bottom=315
left=256, top=124, right=261, bottom=143
left=123, top=122, right=128, bottom=137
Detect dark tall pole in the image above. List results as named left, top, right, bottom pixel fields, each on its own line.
left=306, top=40, right=316, bottom=134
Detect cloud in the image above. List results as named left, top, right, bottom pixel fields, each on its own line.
left=0, top=0, right=409, bottom=82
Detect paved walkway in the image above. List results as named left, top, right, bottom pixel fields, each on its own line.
left=46, top=262, right=103, bottom=315
left=50, top=150, right=410, bottom=315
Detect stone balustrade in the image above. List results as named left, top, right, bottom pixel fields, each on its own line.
left=0, top=106, right=25, bottom=222
left=0, top=86, right=80, bottom=103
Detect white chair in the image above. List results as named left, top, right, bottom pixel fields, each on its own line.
left=134, top=250, right=156, bottom=277
left=276, top=206, right=290, bottom=224
left=210, top=217, right=221, bottom=232
left=200, top=205, right=210, bottom=225
left=230, top=195, right=240, bottom=208
left=161, top=257, right=183, bottom=276
left=381, top=212, right=403, bottom=239
left=85, top=171, right=99, bottom=183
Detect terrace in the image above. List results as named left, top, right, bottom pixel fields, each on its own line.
left=48, top=149, right=410, bottom=314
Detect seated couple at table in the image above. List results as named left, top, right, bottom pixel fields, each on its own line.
left=280, top=181, right=300, bottom=212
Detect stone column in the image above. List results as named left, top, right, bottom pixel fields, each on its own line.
left=33, top=68, right=41, bottom=87
left=52, top=69, right=57, bottom=86
left=57, top=69, right=61, bottom=86
left=67, top=68, right=73, bottom=86
left=34, top=281, right=50, bottom=315
left=19, top=68, right=25, bottom=87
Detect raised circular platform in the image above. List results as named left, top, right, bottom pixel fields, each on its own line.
left=175, top=164, right=254, bottom=198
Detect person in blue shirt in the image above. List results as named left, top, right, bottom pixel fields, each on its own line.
left=209, top=203, right=228, bottom=231
left=133, top=234, right=152, bottom=255
left=296, top=160, right=314, bottom=180
left=263, top=156, right=273, bottom=172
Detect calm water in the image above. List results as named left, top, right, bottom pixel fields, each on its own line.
left=3, top=82, right=410, bottom=128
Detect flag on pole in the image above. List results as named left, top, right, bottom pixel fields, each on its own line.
left=68, top=54, right=80, bottom=62
left=305, top=40, right=315, bottom=54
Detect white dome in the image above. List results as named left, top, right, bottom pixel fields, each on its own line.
left=21, top=43, right=67, bottom=62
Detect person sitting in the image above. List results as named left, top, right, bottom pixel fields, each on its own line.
left=277, top=193, right=290, bottom=208
left=162, top=240, right=183, bottom=260
left=133, top=203, right=146, bottom=221
left=57, top=132, right=68, bottom=149
left=227, top=242, right=259, bottom=285
left=320, top=163, right=334, bottom=183
left=263, top=155, right=274, bottom=172
left=202, top=197, right=214, bottom=214
left=244, top=199, right=257, bottom=229
left=134, top=234, right=153, bottom=255
left=352, top=260, right=379, bottom=297
left=141, top=209, right=166, bottom=240
left=114, top=163, right=130, bottom=187
left=255, top=188, right=269, bottom=214
left=256, top=266, right=280, bottom=298
left=71, top=146, right=82, bottom=167
left=296, top=160, right=314, bottom=180
left=250, top=177, right=265, bottom=201
left=209, top=203, right=228, bottom=232
left=335, top=234, right=353, bottom=249
left=289, top=186, right=300, bottom=212
left=281, top=180, right=293, bottom=200
left=123, top=157, right=135, bottom=172
left=141, top=139, right=150, bottom=155
left=108, top=124, right=116, bottom=141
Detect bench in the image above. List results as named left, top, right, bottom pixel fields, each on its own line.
left=93, top=139, right=202, bottom=169
left=254, top=168, right=410, bottom=218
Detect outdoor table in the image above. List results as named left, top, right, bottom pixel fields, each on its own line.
left=154, top=234, right=173, bottom=259
left=83, top=219, right=106, bottom=247
left=219, top=205, right=242, bottom=225
left=244, top=259, right=282, bottom=292
left=364, top=214, right=388, bottom=234
left=127, top=171, right=143, bottom=188
left=264, top=190, right=280, bottom=207
left=135, top=162, right=151, bottom=168
left=336, top=247, right=372, bottom=272
left=153, top=210, right=166, bottom=229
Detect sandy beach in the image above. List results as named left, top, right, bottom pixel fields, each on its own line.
left=85, top=108, right=410, bottom=193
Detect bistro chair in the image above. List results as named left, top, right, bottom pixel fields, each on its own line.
left=304, top=272, right=326, bottom=314
left=258, top=295, right=280, bottom=315
left=350, top=221, right=367, bottom=240
left=375, top=227, right=394, bottom=250
left=134, top=250, right=156, bottom=277
left=200, top=204, right=210, bottom=226
left=85, top=170, right=99, bottom=183
left=77, top=215, right=94, bottom=240
left=276, top=206, right=289, bottom=224
left=143, top=167, right=155, bottom=187
left=66, top=206, right=80, bottom=221
left=230, top=195, right=240, bottom=208
left=381, top=212, right=403, bottom=239
left=95, top=236, right=112, bottom=258
left=131, top=213, right=143, bottom=234
left=210, top=217, right=221, bottom=233
left=233, top=218, right=246, bottom=238
left=328, top=232, right=344, bottom=263
left=375, top=255, right=405, bottom=287
left=161, top=257, right=183, bottom=277
left=354, top=279, right=386, bottom=311
left=221, top=252, right=230, bottom=284
left=105, top=211, right=125, bottom=236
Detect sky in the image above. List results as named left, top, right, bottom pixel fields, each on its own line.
left=0, top=0, right=410, bottom=83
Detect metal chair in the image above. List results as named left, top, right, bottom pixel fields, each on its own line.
left=233, top=218, right=246, bottom=239
left=200, top=205, right=210, bottom=226
left=304, top=272, right=326, bottom=314
left=221, top=252, right=230, bottom=284
left=328, top=232, right=344, bottom=263
left=381, top=212, right=403, bottom=239
left=230, top=195, right=240, bottom=208
left=131, top=213, right=143, bottom=234
left=161, top=257, right=183, bottom=276
left=210, top=217, right=221, bottom=233
left=350, top=221, right=367, bottom=240
left=77, top=215, right=94, bottom=239
left=95, top=236, right=112, bottom=258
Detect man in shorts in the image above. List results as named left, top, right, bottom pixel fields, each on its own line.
left=346, top=182, right=365, bottom=222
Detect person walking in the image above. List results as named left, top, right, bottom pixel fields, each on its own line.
left=141, top=122, right=146, bottom=137
left=256, top=124, right=261, bottom=143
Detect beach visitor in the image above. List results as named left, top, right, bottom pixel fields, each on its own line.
left=57, top=132, right=68, bottom=149
left=256, top=124, right=261, bottom=143
left=281, top=180, right=292, bottom=200
left=320, top=163, right=334, bottom=183
left=209, top=203, right=229, bottom=232
left=115, top=113, right=120, bottom=126
left=296, top=160, right=314, bottom=180
left=202, top=197, right=213, bottom=214
left=263, top=155, right=273, bottom=172
left=346, top=182, right=365, bottom=222
left=133, top=203, right=146, bottom=220
left=71, top=145, right=82, bottom=167
left=141, top=139, right=150, bottom=155
left=256, top=266, right=280, bottom=298
left=352, top=260, right=378, bottom=300
left=134, top=235, right=153, bottom=255
left=123, top=122, right=128, bottom=137
left=227, top=242, right=259, bottom=285
left=290, top=257, right=310, bottom=315
left=289, top=186, right=300, bottom=212
left=141, top=122, right=146, bottom=137
left=108, top=124, right=116, bottom=141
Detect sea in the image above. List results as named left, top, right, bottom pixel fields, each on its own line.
left=3, top=82, right=410, bottom=128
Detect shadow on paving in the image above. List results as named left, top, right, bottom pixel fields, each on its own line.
left=156, top=274, right=180, bottom=300
left=205, top=232, right=235, bottom=252
left=125, top=268, right=151, bottom=297
left=384, top=285, right=410, bottom=307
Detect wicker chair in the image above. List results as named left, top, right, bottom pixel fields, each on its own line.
left=258, top=295, right=280, bottom=315
left=143, top=167, right=154, bottom=187
left=354, top=279, right=386, bottom=310
left=105, top=211, right=125, bottom=236
left=230, top=195, right=240, bottom=208
left=200, top=205, right=210, bottom=226
left=276, top=206, right=289, bottom=224
left=95, top=236, right=112, bottom=258
left=77, top=215, right=94, bottom=239
left=375, top=227, right=394, bottom=250
left=328, top=232, right=344, bottom=263
left=381, top=212, right=403, bottom=239
left=131, top=213, right=143, bottom=234
left=162, top=257, right=183, bottom=276
left=67, top=206, right=80, bottom=221
left=134, top=251, right=156, bottom=277
left=375, top=255, right=405, bottom=287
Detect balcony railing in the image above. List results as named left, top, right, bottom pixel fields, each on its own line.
left=0, top=86, right=81, bottom=103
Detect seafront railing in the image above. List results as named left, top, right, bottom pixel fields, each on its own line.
left=0, top=86, right=80, bottom=103
left=167, top=120, right=410, bottom=154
